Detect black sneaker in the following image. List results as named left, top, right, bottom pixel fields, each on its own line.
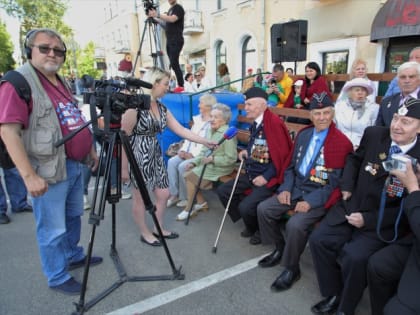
left=0, top=213, right=10, bottom=224
left=68, top=256, right=103, bottom=271
left=13, top=205, right=33, bottom=213
left=49, top=277, right=81, bottom=295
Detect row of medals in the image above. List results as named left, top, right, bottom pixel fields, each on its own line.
left=251, top=131, right=270, bottom=164
left=309, top=149, right=331, bottom=185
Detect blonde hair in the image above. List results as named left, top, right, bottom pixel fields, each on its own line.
left=142, top=67, right=171, bottom=100
left=350, top=59, right=368, bottom=79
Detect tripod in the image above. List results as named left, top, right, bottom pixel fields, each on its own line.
left=132, top=17, right=165, bottom=74
left=73, top=122, right=185, bottom=314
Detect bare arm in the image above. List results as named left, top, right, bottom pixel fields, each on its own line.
left=120, top=109, right=138, bottom=182
left=0, top=123, right=47, bottom=196
left=149, top=8, right=179, bottom=23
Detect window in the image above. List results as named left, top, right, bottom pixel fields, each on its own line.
left=322, top=51, right=349, bottom=75
left=217, top=0, right=222, bottom=10
left=241, top=36, right=257, bottom=78
left=216, top=40, right=227, bottom=68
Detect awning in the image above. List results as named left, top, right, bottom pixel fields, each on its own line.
left=371, top=0, right=420, bottom=42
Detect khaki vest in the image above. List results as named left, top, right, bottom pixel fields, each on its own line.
left=18, top=63, right=67, bottom=183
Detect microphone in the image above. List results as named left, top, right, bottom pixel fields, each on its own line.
left=125, top=77, right=153, bottom=89
left=205, top=126, right=238, bottom=157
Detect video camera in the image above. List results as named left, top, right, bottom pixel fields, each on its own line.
left=382, top=154, right=417, bottom=172
left=82, top=76, right=151, bottom=126
left=143, top=0, right=158, bottom=15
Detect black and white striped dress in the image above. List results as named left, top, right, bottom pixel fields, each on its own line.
left=130, top=101, right=168, bottom=190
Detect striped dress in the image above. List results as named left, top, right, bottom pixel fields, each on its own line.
left=130, top=101, right=168, bottom=190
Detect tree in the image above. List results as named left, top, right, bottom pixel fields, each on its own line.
left=0, top=20, right=16, bottom=72
left=77, top=41, right=101, bottom=79
left=0, top=0, right=72, bottom=63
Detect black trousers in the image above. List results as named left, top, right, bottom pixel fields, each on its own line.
left=166, top=41, right=184, bottom=87
left=309, top=219, right=387, bottom=315
left=367, top=239, right=411, bottom=315
left=216, top=174, right=275, bottom=232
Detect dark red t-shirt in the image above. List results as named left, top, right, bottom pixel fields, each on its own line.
left=0, top=76, right=92, bottom=161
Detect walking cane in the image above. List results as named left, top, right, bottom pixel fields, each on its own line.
left=212, top=158, right=244, bottom=253
left=185, top=163, right=208, bottom=226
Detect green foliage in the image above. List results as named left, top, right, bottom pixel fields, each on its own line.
left=0, top=20, right=16, bottom=72
left=77, top=41, right=101, bottom=79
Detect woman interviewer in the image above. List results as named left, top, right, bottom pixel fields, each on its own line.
left=121, top=67, right=216, bottom=246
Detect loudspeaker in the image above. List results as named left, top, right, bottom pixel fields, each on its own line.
left=271, top=20, right=308, bottom=63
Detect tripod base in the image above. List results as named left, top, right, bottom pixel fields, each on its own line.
left=72, top=246, right=184, bottom=315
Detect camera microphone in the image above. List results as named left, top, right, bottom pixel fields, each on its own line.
left=125, top=77, right=153, bottom=89
left=205, top=126, right=238, bottom=157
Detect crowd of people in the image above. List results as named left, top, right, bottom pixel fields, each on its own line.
left=0, top=25, right=419, bottom=315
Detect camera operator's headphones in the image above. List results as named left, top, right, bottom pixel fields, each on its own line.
left=24, top=29, right=67, bottom=62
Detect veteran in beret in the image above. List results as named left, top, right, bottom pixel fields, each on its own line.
left=256, top=92, right=353, bottom=291
left=309, top=98, right=420, bottom=315
left=216, top=87, right=292, bottom=244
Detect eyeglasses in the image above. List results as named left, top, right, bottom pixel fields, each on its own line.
left=32, top=45, right=66, bottom=57
left=195, top=74, right=201, bottom=77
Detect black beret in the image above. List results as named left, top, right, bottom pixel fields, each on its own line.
left=398, top=98, right=420, bottom=119
left=309, top=92, right=334, bottom=110
left=244, top=87, right=268, bottom=100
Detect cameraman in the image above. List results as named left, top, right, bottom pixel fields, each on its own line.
left=367, top=160, right=420, bottom=315
left=148, top=0, right=185, bottom=88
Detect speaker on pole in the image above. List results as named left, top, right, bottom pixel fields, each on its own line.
left=271, top=20, right=308, bottom=63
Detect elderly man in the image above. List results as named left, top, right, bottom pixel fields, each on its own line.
left=309, top=99, right=420, bottom=315
left=264, top=63, right=294, bottom=107
left=0, top=28, right=101, bottom=295
left=257, top=93, right=353, bottom=292
left=216, top=87, right=292, bottom=244
left=376, top=61, right=420, bottom=127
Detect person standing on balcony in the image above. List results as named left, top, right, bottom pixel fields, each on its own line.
left=149, top=0, right=185, bottom=88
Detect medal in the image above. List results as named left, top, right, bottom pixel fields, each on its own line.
left=379, top=153, right=387, bottom=160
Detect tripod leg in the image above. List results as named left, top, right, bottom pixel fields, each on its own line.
left=75, top=133, right=117, bottom=314
left=119, top=131, right=181, bottom=274
left=185, top=164, right=207, bottom=225
left=212, top=159, right=244, bottom=253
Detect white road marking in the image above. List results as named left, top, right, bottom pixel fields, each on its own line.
left=106, top=253, right=267, bottom=315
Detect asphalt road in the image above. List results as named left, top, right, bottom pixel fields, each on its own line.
left=0, top=184, right=370, bottom=315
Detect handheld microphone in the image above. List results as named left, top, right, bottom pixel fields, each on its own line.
left=125, top=77, right=153, bottom=89
left=205, top=126, right=238, bottom=157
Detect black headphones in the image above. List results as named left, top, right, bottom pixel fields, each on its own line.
left=24, top=29, right=67, bottom=62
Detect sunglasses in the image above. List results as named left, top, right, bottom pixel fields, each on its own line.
left=33, top=45, right=66, bottom=57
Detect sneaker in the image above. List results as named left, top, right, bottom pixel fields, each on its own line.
left=0, top=213, right=10, bottom=224
left=176, top=200, right=188, bottom=207
left=83, top=195, right=91, bottom=210
left=121, top=182, right=132, bottom=200
left=49, top=277, right=81, bottom=295
left=193, top=202, right=208, bottom=212
left=167, top=197, right=179, bottom=208
left=13, top=205, right=33, bottom=213
left=68, top=256, right=103, bottom=271
left=176, top=210, right=197, bottom=221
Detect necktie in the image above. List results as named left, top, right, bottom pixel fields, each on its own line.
left=299, top=136, right=319, bottom=176
left=389, top=144, right=402, bottom=157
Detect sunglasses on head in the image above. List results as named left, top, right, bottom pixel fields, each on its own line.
left=33, top=45, right=66, bottom=57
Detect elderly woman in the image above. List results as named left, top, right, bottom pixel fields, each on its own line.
left=121, top=67, right=215, bottom=246
left=167, top=94, right=216, bottom=208
left=334, top=77, right=379, bottom=149
left=336, top=58, right=377, bottom=103
left=176, top=103, right=238, bottom=221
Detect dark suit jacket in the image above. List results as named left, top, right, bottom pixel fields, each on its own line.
left=278, top=125, right=350, bottom=209
left=376, top=91, right=420, bottom=127
left=397, top=190, right=420, bottom=312
left=326, top=126, right=420, bottom=231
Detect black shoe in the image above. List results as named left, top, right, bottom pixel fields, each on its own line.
left=49, top=277, right=81, bottom=295
left=0, top=213, right=10, bottom=224
left=249, top=231, right=261, bottom=245
left=336, top=312, right=345, bottom=315
left=258, top=249, right=282, bottom=268
left=270, top=268, right=301, bottom=292
left=153, top=231, right=179, bottom=239
left=310, top=296, right=340, bottom=314
left=13, top=205, right=33, bottom=213
left=140, top=236, right=162, bottom=247
left=68, top=256, right=103, bottom=271
left=240, top=228, right=254, bottom=238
